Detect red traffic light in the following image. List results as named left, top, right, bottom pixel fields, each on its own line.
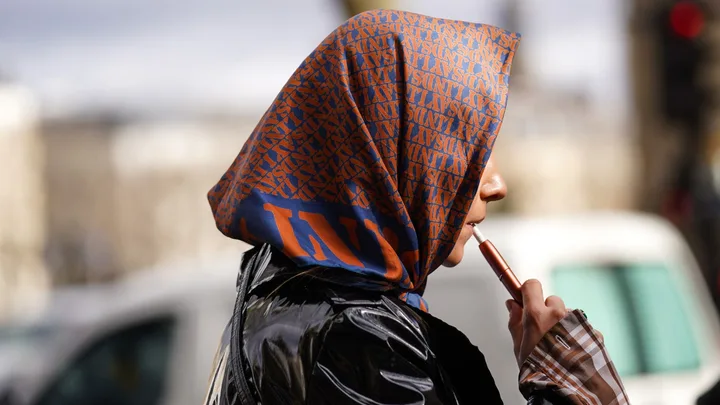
left=670, top=1, right=706, bottom=39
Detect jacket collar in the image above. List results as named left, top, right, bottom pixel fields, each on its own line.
left=238, top=244, right=397, bottom=296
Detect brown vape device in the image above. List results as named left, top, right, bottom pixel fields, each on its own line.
left=472, top=227, right=523, bottom=306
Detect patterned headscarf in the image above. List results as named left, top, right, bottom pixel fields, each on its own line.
left=209, top=10, right=519, bottom=310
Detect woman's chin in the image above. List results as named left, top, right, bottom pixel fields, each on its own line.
left=443, top=227, right=473, bottom=268
left=442, top=248, right=464, bottom=268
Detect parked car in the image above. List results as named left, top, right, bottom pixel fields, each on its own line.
left=2, top=212, right=717, bottom=405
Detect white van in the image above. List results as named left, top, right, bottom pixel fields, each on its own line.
left=0, top=255, right=241, bottom=405
left=4, top=212, right=718, bottom=405
left=426, top=212, right=720, bottom=404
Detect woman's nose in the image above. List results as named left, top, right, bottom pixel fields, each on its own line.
left=480, top=172, right=507, bottom=202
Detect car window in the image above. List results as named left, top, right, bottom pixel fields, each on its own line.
left=624, top=263, right=700, bottom=373
left=551, top=264, right=642, bottom=376
left=551, top=263, right=699, bottom=377
left=33, top=317, right=175, bottom=405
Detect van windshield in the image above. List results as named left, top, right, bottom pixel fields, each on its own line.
left=551, top=263, right=700, bottom=377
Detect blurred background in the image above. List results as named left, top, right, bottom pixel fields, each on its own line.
left=1, top=0, right=720, bottom=404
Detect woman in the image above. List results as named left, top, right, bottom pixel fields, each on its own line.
left=204, top=10, right=629, bottom=405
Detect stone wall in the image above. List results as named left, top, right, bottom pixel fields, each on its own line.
left=0, top=84, right=49, bottom=317
left=41, top=117, right=255, bottom=284
left=492, top=135, right=640, bottom=216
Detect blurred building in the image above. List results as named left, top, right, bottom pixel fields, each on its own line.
left=0, top=81, right=50, bottom=318
left=42, top=115, right=122, bottom=284
left=37, top=90, right=639, bottom=285
left=492, top=82, right=639, bottom=215
left=629, top=0, right=720, bottom=305
left=42, top=115, right=253, bottom=285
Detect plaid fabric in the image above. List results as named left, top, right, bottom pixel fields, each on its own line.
left=519, top=310, right=630, bottom=405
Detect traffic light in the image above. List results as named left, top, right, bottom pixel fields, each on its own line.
left=656, top=0, right=710, bottom=128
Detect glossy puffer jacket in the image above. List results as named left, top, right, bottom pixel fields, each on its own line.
left=203, top=244, right=565, bottom=405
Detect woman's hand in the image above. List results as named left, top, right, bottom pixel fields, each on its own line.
left=506, top=279, right=567, bottom=367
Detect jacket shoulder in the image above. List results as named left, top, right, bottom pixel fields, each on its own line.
left=242, top=281, right=407, bottom=403
left=305, top=302, right=462, bottom=404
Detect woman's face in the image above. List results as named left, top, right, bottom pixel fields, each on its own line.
left=443, top=155, right=507, bottom=267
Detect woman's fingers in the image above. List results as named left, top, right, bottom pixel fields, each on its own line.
left=506, top=299, right=523, bottom=359
left=507, top=280, right=571, bottom=367
left=520, top=279, right=544, bottom=310
left=507, top=300, right=523, bottom=335
left=544, top=295, right=566, bottom=319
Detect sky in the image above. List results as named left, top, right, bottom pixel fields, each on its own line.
left=0, top=0, right=629, bottom=118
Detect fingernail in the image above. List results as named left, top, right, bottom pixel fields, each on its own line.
left=505, top=301, right=512, bottom=312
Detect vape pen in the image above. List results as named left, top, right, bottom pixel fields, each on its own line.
left=472, top=226, right=523, bottom=305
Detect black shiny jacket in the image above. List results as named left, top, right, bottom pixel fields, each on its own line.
left=204, top=245, right=559, bottom=405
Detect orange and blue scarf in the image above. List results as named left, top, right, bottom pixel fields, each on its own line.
left=208, top=10, right=518, bottom=311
